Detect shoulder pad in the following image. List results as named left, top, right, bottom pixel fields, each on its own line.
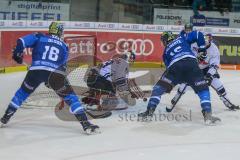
left=33, top=32, right=45, bottom=38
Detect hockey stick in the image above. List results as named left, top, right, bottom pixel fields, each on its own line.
left=128, top=79, right=148, bottom=101
left=166, top=84, right=187, bottom=112
left=56, top=100, right=112, bottom=119
left=85, top=110, right=112, bottom=119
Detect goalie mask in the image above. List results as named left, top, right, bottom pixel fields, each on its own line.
left=49, top=21, right=64, bottom=38
left=161, top=31, right=175, bottom=46
left=121, top=51, right=136, bottom=63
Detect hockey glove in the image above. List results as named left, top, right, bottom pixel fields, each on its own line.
left=197, top=52, right=207, bottom=62
left=204, top=73, right=213, bottom=86
left=12, top=48, right=23, bottom=64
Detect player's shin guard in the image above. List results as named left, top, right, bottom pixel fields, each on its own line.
left=148, top=85, right=166, bottom=109
left=138, top=85, right=166, bottom=120
left=1, top=88, right=29, bottom=126
left=197, top=90, right=221, bottom=124
left=64, top=94, right=99, bottom=134
left=197, top=89, right=211, bottom=113
left=10, top=88, right=30, bottom=109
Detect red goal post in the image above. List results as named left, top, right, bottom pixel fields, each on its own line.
left=64, top=35, right=97, bottom=66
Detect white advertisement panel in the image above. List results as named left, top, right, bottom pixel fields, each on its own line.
left=154, top=8, right=240, bottom=28
left=0, top=1, right=69, bottom=21
left=154, top=8, right=192, bottom=25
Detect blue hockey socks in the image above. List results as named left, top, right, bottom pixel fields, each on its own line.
left=10, top=88, right=30, bottom=109
left=63, top=93, right=84, bottom=114
left=197, top=89, right=211, bottom=112
left=147, top=84, right=166, bottom=109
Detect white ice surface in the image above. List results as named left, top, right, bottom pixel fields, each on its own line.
left=0, top=70, right=240, bottom=160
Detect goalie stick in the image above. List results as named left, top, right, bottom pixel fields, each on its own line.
left=86, top=110, right=112, bottom=119
left=55, top=100, right=112, bottom=119
left=128, top=79, right=148, bottom=101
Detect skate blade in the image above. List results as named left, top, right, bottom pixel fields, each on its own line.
left=85, top=128, right=101, bottom=135
left=0, top=123, right=6, bottom=128
left=137, top=116, right=153, bottom=122
left=228, top=106, right=240, bottom=111
left=205, top=119, right=221, bottom=126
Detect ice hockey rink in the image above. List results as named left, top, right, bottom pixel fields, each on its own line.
left=0, top=69, right=240, bottom=160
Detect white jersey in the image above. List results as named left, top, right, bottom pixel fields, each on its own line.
left=99, top=60, right=113, bottom=81
left=191, top=42, right=220, bottom=69
left=99, top=58, right=129, bottom=82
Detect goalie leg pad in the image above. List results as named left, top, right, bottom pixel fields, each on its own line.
left=90, top=76, right=115, bottom=95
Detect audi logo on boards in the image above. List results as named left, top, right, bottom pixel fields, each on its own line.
left=99, top=38, right=154, bottom=56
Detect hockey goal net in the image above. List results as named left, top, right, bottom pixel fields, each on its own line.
left=22, top=35, right=97, bottom=108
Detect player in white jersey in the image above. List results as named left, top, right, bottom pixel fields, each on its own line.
left=168, top=33, right=239, bottom=111
left=82, top=51, right=136, bottom=110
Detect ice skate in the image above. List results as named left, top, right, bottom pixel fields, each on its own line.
left=202, top=110, right=221, bottom=125
left=138, top=108, right=155, bottom=121
left=82, top=121, right=100, bottom=135
left=0, top=106, right=17, bottom=128
left=75, top=113, right=101, bottom=134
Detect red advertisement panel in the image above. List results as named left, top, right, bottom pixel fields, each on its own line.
left=0, top=30, right=164, bottom=67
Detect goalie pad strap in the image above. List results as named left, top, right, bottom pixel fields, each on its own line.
left=114, top=77, right=128, bottom=92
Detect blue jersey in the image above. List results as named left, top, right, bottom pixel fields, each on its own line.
left=18, top=33, right=68, bottom=74
left=180, top=30, right=206, bottom=52
left=163, top=36, right=196, bottom=68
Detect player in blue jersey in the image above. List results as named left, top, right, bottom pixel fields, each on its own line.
left=138, top=31, right=221, bottom=125
left=180, top=23, right=206, bottom=57
left=169, top=25, right=239, bottom=111
left=0, top=22, right=99, bottom=134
